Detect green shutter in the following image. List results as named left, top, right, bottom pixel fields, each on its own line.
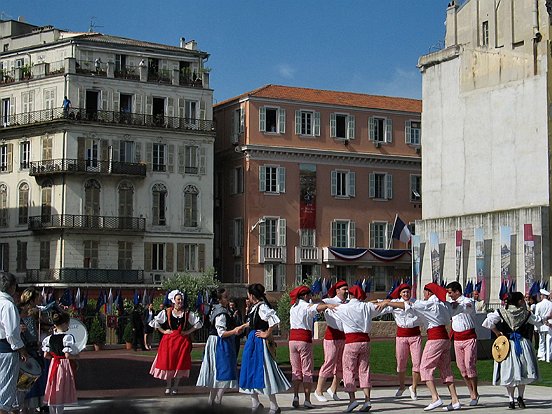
left=279, top=108, right=286, bottom=133
left=330, top=113, right=336, bottom=137
left=259, top=107, right=266, bottom=132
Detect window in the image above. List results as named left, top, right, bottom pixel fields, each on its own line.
left=259, top=107, right=286, bottom=133
left=369, top=116, right=392, bottom=143
left=118, top=241, right=133, bottom=270
left=41, top=181, right=52, bottom=221
left=331, top=220, right=355, bottom=248
left=0, top=143, right=12, bottom=172
left=373, top=266, right=388, bottom=291
left=259, top=165, right=285, bottom=194
left=370, top=222, right=390, bottom=249
left=152, top=143, right=166, bottom=172
left=119, top=141, right=134, bottom=163
left=482, top=21, right=489, bottom=47
left=2, top=98, right=11, bottom=127
left=185, top=145, right=198, bottom=174
left=230, top=218, right=243, bottom=248
left=232, top=166, right=243, bottom=194
left=264, top=263, right=286, bottom=292
left=152, top=243, right=165, bottom=271
left=369, top=172, right=393, bottom=200
left=16, top=241, right=27, bottom=272
left=20, top=141, right=30, bottom=169
left=300, top=229, right=315, bottom=247
left=330, top=113, right=355, bottom=139
left=231, top=107, right=244, bottom=144
left=405, top=120, right=421, bottom=145
left=410, top=175, right=421, bottom=202
left=42, top=136, right=52, bottom=160
left=184, top=244, right=197, bottom=271
left=40, top=241, right=50, bottom=270
left=259, top=218, right=286, bottom=247
left=152, top=184, right=167, bottom=226
left=0, top=243, right=8, bottom=271
left=0, top=184, right=7, bottom=227
left=295, top=110, right=320, bottom=136
left=233, top=262, right=243, bottom=283
left=183, top=185, right=199, bottom=227
left=18, top=183, right=29, bottom=225
left=185, top=100, right=198, bottom=120
left=83, top=240, right=98, bottom=268
left=331, top=170, right=356, bottom=198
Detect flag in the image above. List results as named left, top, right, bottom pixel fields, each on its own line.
left=133, top=289, right=140, bottom=305
left=386, top=280, right=399, bottom=299
left=311, top=278, right=322, bottom=295
left=60, top=288, right=73, bottom=307
left=321, top=278, right=328, bottom=297
left=142, top=288, right=148, bottom=306
left=163, top=290, right=171, bottom=307
left=41, top=287, right=47, bottom=305
left=196, top=292, right=204, bottom=315
left=499, top=281, right=508, bottom=301
left=391, top=215, right=412, bottom=244
left=95, top=290, right=105, bottom=313
left=75, top=288, right=82, bottom=310
left=107, top=288, right=113, bottom=314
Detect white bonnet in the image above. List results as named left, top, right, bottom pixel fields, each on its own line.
left=168, top=289, right=183, bottom=304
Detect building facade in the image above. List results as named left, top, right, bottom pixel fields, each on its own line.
left=0, top=20, right=215, bottom=287
left=214, top=85, right=421, bottom=299
left=416, top=0, right=552, bottom=302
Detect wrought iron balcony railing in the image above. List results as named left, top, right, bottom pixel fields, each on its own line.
left=1, top=106, right=215, bottom=132
left=25, top=268, right=145, bottom=284
left=29, top=214, right=146, bottom=232
left=29, top=158, right=146, bottom=177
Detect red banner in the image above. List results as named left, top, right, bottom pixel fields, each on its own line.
left=300, top=164, right=317, bottom=229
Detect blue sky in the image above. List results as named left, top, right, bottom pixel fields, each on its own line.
left=5, top=1, right=450, bottom=103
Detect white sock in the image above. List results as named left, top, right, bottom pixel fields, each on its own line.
left=215, top=388, right=225, bottom=403
left=269, top=394, right=278, bottom=410
left=208, top=389, right=216, bottom=404
left=251, top=393, right=260, bottom=408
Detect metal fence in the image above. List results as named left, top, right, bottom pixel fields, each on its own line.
left=28, top=214, right=146, bottom=232
left=29, top=158, right=146, bottom=177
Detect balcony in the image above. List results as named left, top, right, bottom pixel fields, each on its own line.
left=29, top=159, right=146, bottom=178
left=1, top=106, right=215, bottom=133
left=29, top=214, right=146, bottom=232
left=25, top=268, right=145, bottom=284
left=294, top=246, right=322, bottom=264
left=259, top=246, right=286, bottom=263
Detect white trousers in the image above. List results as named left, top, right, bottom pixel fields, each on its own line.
left=537, top=331, right=552, bottom=362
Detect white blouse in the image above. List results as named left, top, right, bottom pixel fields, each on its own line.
left=41, top=333, right=79, bottom=355
left=149, top=308, right=203, bottom=330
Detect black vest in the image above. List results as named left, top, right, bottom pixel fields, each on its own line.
left=495, top=309, right=533, bottom=341
left=248, top=303, right=270, bottom=331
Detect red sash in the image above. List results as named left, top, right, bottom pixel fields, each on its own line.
left=289, top=328, right=312, bottom=343
left=324, top=325, right=346, bottom=340
left=427, top=325, right=449, bottom=340
left=49, top=354, right=67, bottom=385
left=396, top=326, right=421, bottom=337
left=450, top=328, right=476, bottom=341
left=345, top=332, right=370, bottom=344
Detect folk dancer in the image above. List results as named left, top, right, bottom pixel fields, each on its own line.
left=197, top=288, right=248, bottom=406
left=446, top=281, right=479, bottom=406
left=378, top=283, right=461, bottom=411
left=535, top=288, right=552, bottom=362
left=329, top=285, right=385, bottom=413
left=482, top=291, right=548, bottom=409
left=288, top=286, right=338, bottom=409
left=239, top=284, right=290, bottom=414
left=149, top=290, right=203, bottom=395
left=381, top=283, right=422, bottom=401
left=314, top=280, right=349, bottom=402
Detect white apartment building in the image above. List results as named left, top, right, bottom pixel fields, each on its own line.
left=0, top=19, right=214, bottom=287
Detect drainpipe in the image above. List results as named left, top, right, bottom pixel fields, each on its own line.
left=59, top=130, right=67, bottom=270
left=532, top=0, right=542, bottom=75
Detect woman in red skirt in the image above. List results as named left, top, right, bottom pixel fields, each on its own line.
left=149, top=290, right=203, bottom=395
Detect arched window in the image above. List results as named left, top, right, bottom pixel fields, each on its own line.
left=0, top=184, right=8, bottom=227
left=18, top=182, right=29, bottom=225
left=184, top=184, right=199, bottom=227
left=152, top=183, right=167, bottom=226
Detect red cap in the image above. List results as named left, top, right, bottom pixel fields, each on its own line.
left=390, top=283, right=411, bottom=299
left=424, top=283, right=447, bottom=302
left=289, top=286, right=311, bottom=305
left=328, top=280, right=348, bottom=298
left=348, top=285, right=367, bottom=301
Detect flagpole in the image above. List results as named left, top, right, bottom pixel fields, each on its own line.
left=388, top=214, right=398, bottom=250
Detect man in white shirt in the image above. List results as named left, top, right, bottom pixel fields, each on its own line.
left=446, top=281, right=479, bottom=406
left=0, top=271, right=28, bottom=414
left=535, top=288, right=552, bottom=362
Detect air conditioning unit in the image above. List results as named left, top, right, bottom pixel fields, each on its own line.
left=233, top=246, right=242, bottom=257
left=152, top=273, right=163, bottom=284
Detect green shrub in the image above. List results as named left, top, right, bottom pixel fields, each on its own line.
left=122, top=321, right=134, bottom=343
left=89, top=315, right=106, bottom=345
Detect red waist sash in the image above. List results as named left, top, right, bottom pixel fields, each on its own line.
left=450, top=328, right=476, bottom=341
left=396, top=326, right=421, bottom=337
left=345, top=332, right=370, bottom=344
left=49, top=353, right=67, bottom=385
left=427, top=325, right=449, bottom=340
left=289, top=328, right=312, bottom=343
left=324, top=325, right=346, bottom=340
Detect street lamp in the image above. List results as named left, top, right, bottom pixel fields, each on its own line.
left=251, top=217, right=266, bottom=231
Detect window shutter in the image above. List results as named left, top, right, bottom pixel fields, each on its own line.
left=144, top=242, right=152, bottom=272
left=314, top=112, right=321, bottom=136
left=145, top=95, right=153, bottom=115
left=385, top=118, right=393, bottom=143
left=134, top=94, right=143, bottom=114
left=264, top=264, right=274, bottom=292
left=6, top=143, right=12, bottom=172
left=167, top=144, right=174, bottom=173
left=100, top=90, right=108, bottom=111
left=348, top=115, right=355, bottom=139
left=146, top=142, right=153, bottom=172
left=178, top=98, right=185, bottom=118
left=295, top=265, right=302, bottom=285
left=331, top=170, right=337, bottom=196
left=295, top=110, right=301, bottom=134
left=178, top=145, right=185, bottom=174
left=200, top=100, right=206, bottom=120
left=77, top=137, right=85, bottom=160
left=239, top=107, right=245, bottom=133
left=386, top=222, right=392, bottom=248
left=229, top=221, right=234, bottom=247
left=113, top=92, right=120, bottom=113
left=279, top=108, right=286, bottom=133
left=277, top=167, right=285, bottom=193
left=167, top=97, right=174, bottom=117
left=331, top=221, right=337, bottom=246
left=259, top=166, right=266, bottom=192
left=277, top=265, right=286, bottom=291
left=112, top=139, right=120, bottom=162
left=348, top=172, right=356, bottom=197
left=199, top=147, right=206, bottom=175
left=349, top=221, right=356, bottom=248
left=313, top=264, right=321, bottom=278
left=1, top=243, right=8, bottom=271
left=198, top=244, right=205, bottom=271
left=100, top=140, right=109, bottom=164
left=176, top=243, right=184, bottom=272
left=368, top=117, right=375, bottom=141
left=166, top=243, right=174, bottom=272
left=386, top=174, right=393, bottom=200
left=278, top=218, right=286, bottom=246
left=370, top=223, right=375, bottom=248
left=259, top=222, right=266, bottom=246
left=369, top=173, right=375, bottom=198
left=405, top=120, right=412, bottom=144
left=259, top=107, right=266, bottom=132
left=135, top=142, right=142, bottom=163
left=330, top=113, right=336, bottom=137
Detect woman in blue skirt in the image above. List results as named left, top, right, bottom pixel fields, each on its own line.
left=239, top=283, right=290, bottom=414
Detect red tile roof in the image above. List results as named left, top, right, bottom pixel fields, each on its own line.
left=216, top=84, right=421, bottom=113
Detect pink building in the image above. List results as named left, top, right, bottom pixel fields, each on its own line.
left=214, top=85, right=421, bottom=300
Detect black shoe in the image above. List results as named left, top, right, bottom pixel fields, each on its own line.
left=509, top=401, right=516, bottom=409
left=517, top=397, right=526, bottom=409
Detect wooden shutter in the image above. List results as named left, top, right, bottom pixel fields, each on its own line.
left=259, top=107, right=266, bottom=132
left=145, top=95, right=152, bottom=115
left=239, top=107, right=245, bottom=133
left=112, top=92, right=120, bottom=113
left=348, top=171, right=356, bottom=197
left=264, top=264, right=274, bottom=292
left=167, top=144, right=174, bottom=173
left=348, top=115, right=355, bottom=139
left=278, top=218, right=286, bottom=246
left=1, top=243, right=8, bottom=271
left=77, top=137, right=85, bottom=161
left=135, top=142, right=142, bottom=163
left=369, top=173, right=375, bottom=198
left=349, top=221, right=356, bottom=248
left=200, top=100, right=206, bottom=120
left=100, top=140, right=109, bottom=162
left=368, top=117, right=375, bottom=141
left=6, top=144, right=12, bottom=172
left=146, top=142, right=152, bottom=172
left=198, top=244, right=205, bottom=271
left=295, top=110, right=301, bottom=134
left=386, top=174, right=393, bottom=199
left=385, top=118, right=393, bottom=143
left=178, top=145, right=185, bottom=174
left=279, top=108, right=286, bottom=133
left=144, top=242, right=152, bottom=272
left=111, top=139, right=119, bottom=162
left=314, top=112, right=320, bottom=136
left=277, top=265, right=286, bottom=291
left=259, top=222, right=266, bottom=246
left=199, top=147, right=206, bottom=175
left=331, top=221, right=337, bottom=246
left=135, top=94, right=143, bottom=115
left=295, top=265, right=302, bottom=286
left=330, top=113, right=336, bottom=137
left=166, top=243, right=174, bottom=272
left=167, top=97, right=174, bottom=118
left=176, top=243, right=184, bottom=272
left=369, top=223, right=375, bottom=248
left=405, top=120, right=412, bottom=144
left=331, top=170, right=337, bottom=196
left=277, top=167, right=285, bottom=193
left=259, top=166, right=266, bottom=192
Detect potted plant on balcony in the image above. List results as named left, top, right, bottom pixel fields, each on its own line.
left=123, top=321, right=134, bottom=350
left=89, top=315, right=106, bottom=351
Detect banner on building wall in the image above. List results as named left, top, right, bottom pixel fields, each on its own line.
left=475, top=227, right=487, bottom=302
left=299, top=164, right=317, bottom=229
left=429, top=232, right=440, bottom=284
left=524, top=224, right=535, bottom=295
left=500, top=226, right=512, bottom=286
left=455, top=230, right=462, bottom=282
left=412, top=235, right=421, bottom=300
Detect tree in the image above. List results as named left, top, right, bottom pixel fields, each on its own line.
left=161, top=268, right=219, bottom=312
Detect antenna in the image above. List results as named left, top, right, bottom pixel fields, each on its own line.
left=88, top=16, right=104, bottom=33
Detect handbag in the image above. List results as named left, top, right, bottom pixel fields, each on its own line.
left=491, top=335, right=510, bottom=363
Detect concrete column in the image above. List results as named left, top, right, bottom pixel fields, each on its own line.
left=445, top=1, right=459, bottom=47
left=172, top=68, right=179, bottom=86
left=65, top=57, right=76, bottom=74
left=139, top=64, right=148, bottom=82
left=107, top=61, right=115, bottom=78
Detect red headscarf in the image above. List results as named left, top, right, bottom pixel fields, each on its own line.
left=327, top=280, right=348, bottom=298
left=348, top=285, right=367, bottom=301
left=289, top=286, right=311, bottom=305
left=424, top=283, right=447, bottom=302
left=389, top=283, right=411, bottom=300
